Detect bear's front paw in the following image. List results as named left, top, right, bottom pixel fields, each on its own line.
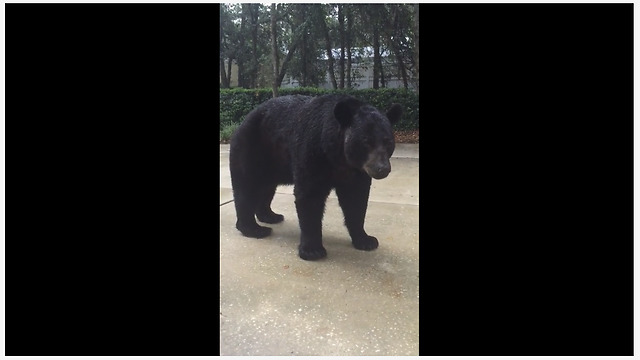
left=298, top=244, right=327, bottom=261
left=352, top=235, right=379, bottom=251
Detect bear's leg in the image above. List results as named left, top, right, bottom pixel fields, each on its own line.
left=335, top=177, right=379, bottom=251
left=229, top=125, right=272, bottom=239
left=232, top=181, right=272, bottom=239
left=255, top=183, right=285, bottom=224
left=294, top=185, right=331, bottom=260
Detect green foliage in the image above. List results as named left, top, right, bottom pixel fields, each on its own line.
left=220, top=122, right=240, bottom=142
left=220, top=88, right=418, bottom=131
left=219, top=88, right=273, bottom=130
left=348, top=88, right=420, bottom=131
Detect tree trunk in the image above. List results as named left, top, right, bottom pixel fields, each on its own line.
left=397, top=50, right=409, bottom=89
left=321, top=7, right=337, bottom=89
left=301, top=27, right=307, bottom=86
left=250, top=4, right=259, bottom=89
left=301, top=39, right=307, bottom=87
left=395, top=8, right=409, bottom=89
left=383, top=5, right=408, bottom=89
left=226, top=56, right=233, bottom=87
left=393, top=5, right=409, bottom=89
left=272, top=4, right=304, bottom=88
left=346, top=5, right=352, bottom=89
left=271, top=3, right=279, bottom=97
left=414, top=4, right=419, bottom=94
left=338, top=5, right=345, bottom=89
left=293, top=4, right=308, bottom=87
left=277, top=41, right=299, bottom=86
left=372, top=30, right=380, bottom=89
left=367, top=5, right=386, bottom=89
left=220, top=60, right=229, bottom=88
left=380, top=54, right=386, bottom=88
left=220, top=22, right=230, bottom=88
left=237, top=64, right=244, bottom=88
left=237, top=5, right=248, bottom=88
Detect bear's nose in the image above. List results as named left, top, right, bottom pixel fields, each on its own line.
left=372, top=166, right=390, bottom=179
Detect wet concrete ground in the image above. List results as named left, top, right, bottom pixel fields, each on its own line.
left=219, top=144, right=419, bottom=356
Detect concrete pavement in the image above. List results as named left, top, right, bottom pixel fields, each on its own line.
left=219, top=144, right=419, bottom=356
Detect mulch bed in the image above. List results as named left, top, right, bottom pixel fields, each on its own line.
left=393, top=129, right=419, bottom=144
left=221, top=130, right=419, bottom=145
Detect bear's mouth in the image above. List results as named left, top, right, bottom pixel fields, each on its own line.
left=364, top=166, right=391, bottom=179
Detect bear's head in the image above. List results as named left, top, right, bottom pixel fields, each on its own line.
left=334, top=98, right=403, bottom=179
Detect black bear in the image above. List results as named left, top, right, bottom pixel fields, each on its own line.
left=229, top=94, right=402, bottom=260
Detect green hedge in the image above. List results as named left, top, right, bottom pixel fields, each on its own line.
left=220, top=87, right=419, bottom=131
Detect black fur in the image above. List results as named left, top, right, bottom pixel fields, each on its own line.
left=229, top=94, right=401, bottom=260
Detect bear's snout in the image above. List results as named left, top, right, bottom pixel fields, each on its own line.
left=363, top=148, right=393, bottom=179
left=370, top=168, right=390, bottom=179
left=364, top=160, right=391, bottom=179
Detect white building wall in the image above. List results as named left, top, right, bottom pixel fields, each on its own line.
left=281, top=61, right=416, bottom=90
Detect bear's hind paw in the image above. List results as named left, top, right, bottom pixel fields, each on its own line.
left=256, top=212, right=285, bottom=224
left=236, top=222, right=272, bottom=238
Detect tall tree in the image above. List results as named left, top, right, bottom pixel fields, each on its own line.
left=236, top=5, right=248, bottom=88
left=337, top=4, right=345, bottom=88
left=296, top=4, right=308, bottom=87
left=414, top=4, right=419, bottom=94
left=359, top=5, right=385, bottom=89
left=382, top=4, right=409, bottom=89
left=270, top=3, right=279, bottom=97
left=346, top=5, right=353, bottom=88
left=220, top=12, right=229, bottom=88
left=317, top=4, right=337, bottom=89
left=271, top=4, right=304, bottom=88
left=248, top=4, right=260, bottom=89
left=219, top=4, right=236, bottom=88
left=285, top=4, right=326, bottom=87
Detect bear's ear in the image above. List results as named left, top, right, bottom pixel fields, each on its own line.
left=334, top=98, right=360, bottom=127
left=386, top=103, right=403, bottom=125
